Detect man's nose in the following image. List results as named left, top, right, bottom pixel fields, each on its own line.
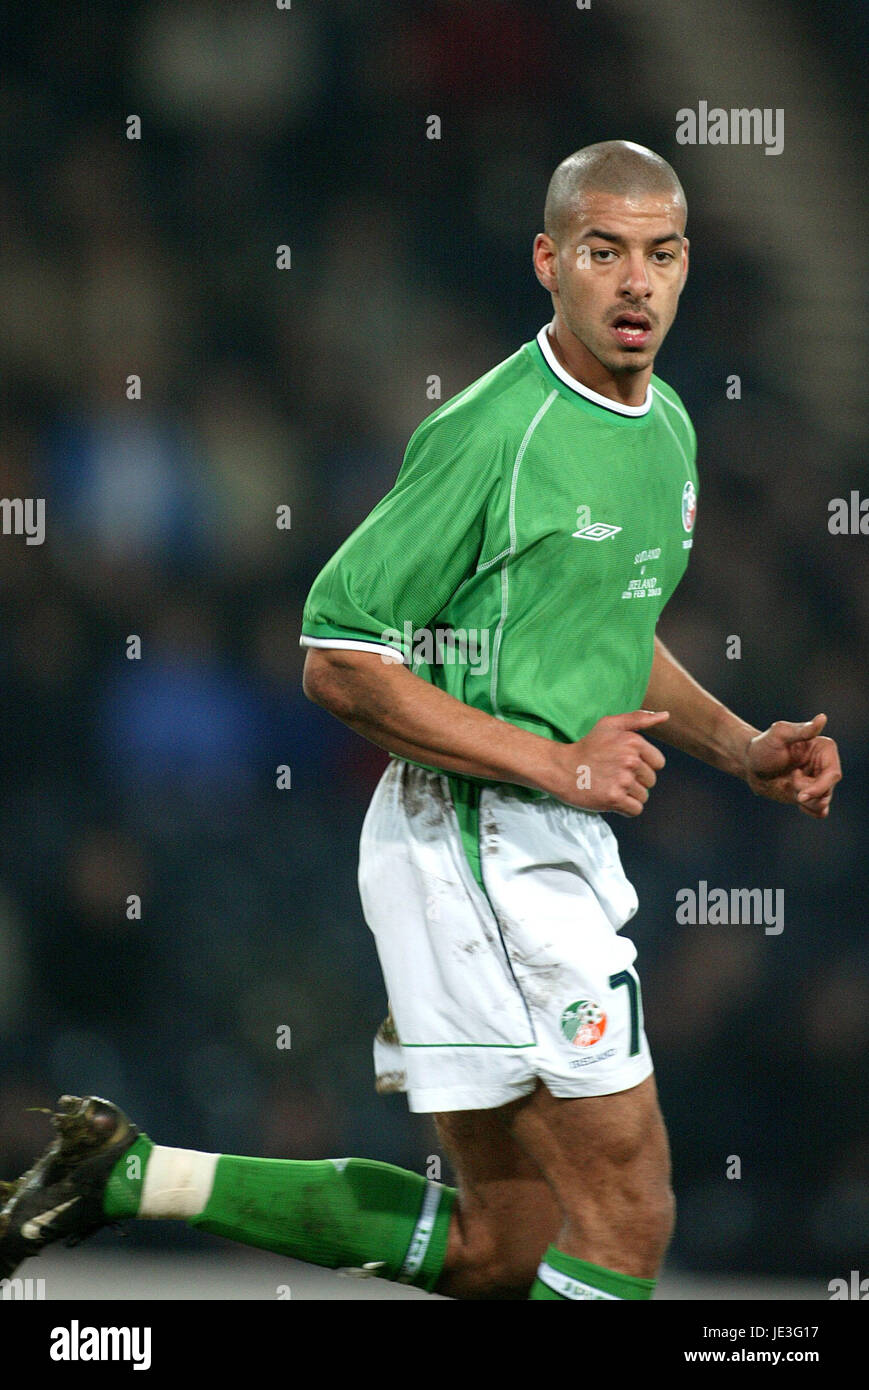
left=620, top=255, right=651, bottom=297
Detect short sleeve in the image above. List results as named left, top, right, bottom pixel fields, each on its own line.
left=300, top=408, right=499, bottom=662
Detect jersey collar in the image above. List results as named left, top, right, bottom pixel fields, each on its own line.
left=536, top=324, right=653, bottom=417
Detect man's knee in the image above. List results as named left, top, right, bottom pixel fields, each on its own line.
left=437, top=1205, right=544, bottom=1300
left=560, top=1166, right=675, bottom=1268
left=614, top=1177, right=675, bottom=1253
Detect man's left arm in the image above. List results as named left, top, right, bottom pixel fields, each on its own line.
left=643, top=635, right=842, bottom=819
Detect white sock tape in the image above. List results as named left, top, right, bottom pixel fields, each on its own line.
left=536, top=1261, right=620, bottom=1300
left=139, top=1145, right=220, bottom=1220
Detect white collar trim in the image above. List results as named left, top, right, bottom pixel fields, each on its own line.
left=536, top=325, right=653, bottom=416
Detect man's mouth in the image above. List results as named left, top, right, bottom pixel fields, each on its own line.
left=610, top=312, right=653, bottom=349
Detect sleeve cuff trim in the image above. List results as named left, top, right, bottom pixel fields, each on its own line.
left=299, top=635, right=407, bottom=663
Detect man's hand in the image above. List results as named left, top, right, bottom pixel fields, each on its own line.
left=547, top=709, right=670, bottom=816
left=303, top=649, right=672, bottom=804
left=744, top=713, right=842, bottom=819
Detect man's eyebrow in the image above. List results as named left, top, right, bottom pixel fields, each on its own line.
left=580, top=229, right=683, bottom=246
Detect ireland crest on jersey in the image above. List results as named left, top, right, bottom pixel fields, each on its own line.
left=681, top=480, right=697, bottom=532
left=560, top=1000, right=607, bottom=1048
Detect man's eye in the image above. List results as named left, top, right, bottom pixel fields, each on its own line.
left=592, top=249, right=616, bottom=261
left=653, top=252, right=675, bottom=263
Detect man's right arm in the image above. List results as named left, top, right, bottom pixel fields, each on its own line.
left=303, top=646, right=669, bottom=817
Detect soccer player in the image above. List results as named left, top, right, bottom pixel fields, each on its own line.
left=0, top=141, right=841, bottom=1300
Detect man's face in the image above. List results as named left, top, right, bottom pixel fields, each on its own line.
left=534, top=190, right=689, bottom=378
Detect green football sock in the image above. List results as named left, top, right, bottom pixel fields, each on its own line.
left=103, top=1136, right=454, bottom=1292
left=529, top=1245, right=656, bottom=1300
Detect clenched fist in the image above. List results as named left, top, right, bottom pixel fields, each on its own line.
left=546, top=709, right=670, bottom=815
left=745, top=713, right=842, bottom=819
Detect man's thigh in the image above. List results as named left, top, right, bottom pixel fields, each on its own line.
left=504, top=1073, right=674, bottom=1272
left=432, top=1075, right=673, bottom=1294
left=507, top=1072, right=671, bottom=1188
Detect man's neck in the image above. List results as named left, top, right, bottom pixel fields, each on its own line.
left=547, top=320, right=652, bottom=409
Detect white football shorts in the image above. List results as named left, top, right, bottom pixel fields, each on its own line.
left=358, top=757, right=654, bottom=1113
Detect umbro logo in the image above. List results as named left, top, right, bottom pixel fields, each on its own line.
left=572, top=523, right=622, bottom=541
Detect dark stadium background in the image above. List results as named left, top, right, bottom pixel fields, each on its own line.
left=0, top=0, right=866, bottom=1295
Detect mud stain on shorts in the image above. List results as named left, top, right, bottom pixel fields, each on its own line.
left=499, top=932, right=564, bottom=1012
left=375, top=1071, right=407, bottom=1094
left=479, top=806, right=500, bottom=854
left=399, top=766, right=450, bottom=829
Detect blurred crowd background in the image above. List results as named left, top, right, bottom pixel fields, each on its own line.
left=0, top=0, right=866, bottom=1281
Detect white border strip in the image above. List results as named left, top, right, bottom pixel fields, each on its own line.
left=536, top=1261, right=620, bottom=1300
left=536, top=324, right=652, bottom=416
left=299, top=635, right=406, bottom=663
left=397, top=1182, right=443, bottom=1283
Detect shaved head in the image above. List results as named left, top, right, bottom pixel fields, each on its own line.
left=544, top=140, right=686, bottom=244
left=532, top=140, right=690, bottom=404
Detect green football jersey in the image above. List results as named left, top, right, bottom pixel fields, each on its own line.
left=301, top=324, right=698, bottom=886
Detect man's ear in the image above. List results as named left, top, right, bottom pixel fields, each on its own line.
left=679, top=236, right=690, bottom=292
left=532, top=232, right=559, bottom=294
